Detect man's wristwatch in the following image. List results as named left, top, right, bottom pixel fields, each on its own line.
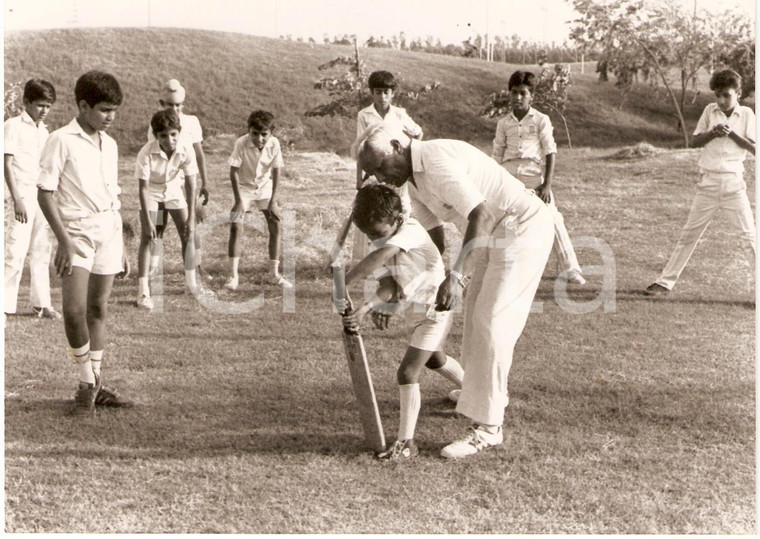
left=449, top=270, right=466, bottom=287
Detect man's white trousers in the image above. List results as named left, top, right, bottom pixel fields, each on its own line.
left=456, top=201, right=554, bottom=426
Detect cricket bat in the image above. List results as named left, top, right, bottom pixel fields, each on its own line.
left=329, top=210, right=354, bottom=267
left=332, top=264, right=386, bottom=453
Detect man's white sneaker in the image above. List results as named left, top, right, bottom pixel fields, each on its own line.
left=559, top=269, right=586, bottom=285
left=448, top=389, right=461, bottom=403
left=223, top=277, right=239, bottom=291
left=440, top=425, right=503, bottom=459
left=136, top=295, right=154, bottom=311
left=187, top=286, right=215, bottom=301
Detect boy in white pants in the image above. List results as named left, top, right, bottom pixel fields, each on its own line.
left=341, top=184, right=464, bottom=461
left=646, top=69, right=755, bottom=295
left=4, top=79, right=60, bottom=318
left=492, top=70, right=585, bottom=285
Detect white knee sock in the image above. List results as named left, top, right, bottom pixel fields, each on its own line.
left=270, top=259, right=280, bottom=277
left=90, top=349, right=103, bottom=378
left=68, top=342, right=95, bottom=385
left=432, top=355, right=464, bottom=387
left=138, top=277, right=150, bottom=297
left=230, top=257, right=240, bottom=279
left=149, top=255, right=160, bottom=272
left=185, top=268, right=197, bottom=289
left=398, top=383, right=421, bottom=441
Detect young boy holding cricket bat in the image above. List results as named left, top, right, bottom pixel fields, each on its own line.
left=341, top=184, right=464, bottom=461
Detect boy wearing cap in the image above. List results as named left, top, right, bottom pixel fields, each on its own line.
left=148, top=79, right=211, bottom=289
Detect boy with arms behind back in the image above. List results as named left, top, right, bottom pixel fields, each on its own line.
left=148, top=79, right=211, bottom=287
left=4, top=79, right=60, bottom=318
left=352, top=71, right=423, bottom=263
left=646, top=69, right=756, bottom=295
left=341, top=184, right=464, bottom=460
left=37, top=71, right=133, bottom=415
left=492, top=70, right=585, bottom=285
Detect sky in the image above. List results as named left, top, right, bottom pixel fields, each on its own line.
left=3, top=0, right=756, bottom=45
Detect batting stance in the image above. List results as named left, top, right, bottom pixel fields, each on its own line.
left=355, top=125, right=554, bottom=459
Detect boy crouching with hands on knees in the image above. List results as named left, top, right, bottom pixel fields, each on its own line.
left=135, top=109, right=202, bottom=310
left=341, top=184, right=464, bottom=461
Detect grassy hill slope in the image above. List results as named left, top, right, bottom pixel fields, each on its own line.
left=5, top=27, right=716, bottom=154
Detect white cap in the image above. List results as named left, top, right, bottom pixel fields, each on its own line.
left=161, top=79, right=186, bottom=104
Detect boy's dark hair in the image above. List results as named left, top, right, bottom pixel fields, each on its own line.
left=353, top=184, right=402, bottom=232
left=508, top=70, right=537, bottom=91
left=23, top=79, right=56, bottom=104
left=710, top=69, right=742, bottom=92
left=151, top=109, right=181, bottom=136
left=368, top=71, right=397, bottom=91
left=248, top=110, right=276, bottom=131
left=74, top=70, right=123, bottom=107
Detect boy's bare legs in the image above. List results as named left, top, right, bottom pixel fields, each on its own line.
left=136, top=210, right=160, bottom=310
left=62, top=269, right=116, bottom=414
left=224, top=219, right=243, bottom=291
left=378, top=346, right=434, bottom=460
left=263, top=209, right=292, bottom=288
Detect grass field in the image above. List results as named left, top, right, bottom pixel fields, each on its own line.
left=3, top=26, right=756, bottom=534
left=4, top=141, right=755, bottom=533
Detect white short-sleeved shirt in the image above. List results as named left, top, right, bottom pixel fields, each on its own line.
left=4, top=111, right=49, bottom=187
left=694, top=103, right=756, bottom=174
left=407, top=139, right=537, bottom=234
left=491, top=107, right=557, bottom=164
left=228, top=134, right=283, bottom=193
left=371, top=217, right=445, bottom=307
left=135, top=139, right=199, bottom=203
left=37, top=118, right=120, bottom=221
left=356, top=104, right=423, bottom=143
left=147, top=112, right=203, bottom=146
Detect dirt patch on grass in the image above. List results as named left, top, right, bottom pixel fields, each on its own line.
left=605, top=142, right=664, bottom=160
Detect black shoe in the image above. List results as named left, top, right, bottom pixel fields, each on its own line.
left=95, top=384, right=135, bottom=408
left=644, top=283, right=670, bottom=296
left=377, top=439, right=419, bottom=461
left=72, top=376, right=101, bottom=416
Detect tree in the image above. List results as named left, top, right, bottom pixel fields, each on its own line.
left=719, top=40, right=755, bottom=98
left=570, top=0, right=752, bottom=147
left=482, top=64, right=574, bottom=149
left=305, top=37, right=441, bottom=119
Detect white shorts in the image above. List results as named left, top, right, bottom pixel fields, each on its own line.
left=66, top=211, right=124, bottom=275
left=407, top=305, right=453, bottom=352
left=146, top=195, right=187, bottom=211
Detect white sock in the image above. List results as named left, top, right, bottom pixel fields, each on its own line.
left=68, top=343, right=95, bottom=385
left=432, top=355, right=464, bottom=387
left=138, top=277, right=150, bottom=297
left=185, top=268, right=197, bottom=289
left=230, top=257, right=240, bottom=279
left=398, top=383, right=421, bottom=441
left=149, top=255, right=160, bottom=271
left=270, top=259, right=280, bottom=277
left=90, top=349, right=103, bottom=378
left=477, top=423, right=501, bottom=434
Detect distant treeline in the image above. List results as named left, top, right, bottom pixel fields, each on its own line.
left=280, top=33, right=597, bottom=65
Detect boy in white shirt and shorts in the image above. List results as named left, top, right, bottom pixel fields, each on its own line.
left=224, top=110, right=292, bottom=290
left=37, top=71, right=133, bottom=415
left=135, top=109, right=201, bottom=310
left=341, top=184, right=464, bottom=461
